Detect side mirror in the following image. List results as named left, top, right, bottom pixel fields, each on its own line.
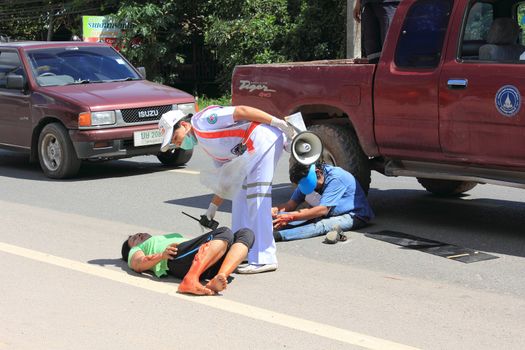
left=137, top=66, right=146, bottom=79
left=6, top=74, right=24, bottom=90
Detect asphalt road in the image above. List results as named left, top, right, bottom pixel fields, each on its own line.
left=1, top=147, right=524, bottom=350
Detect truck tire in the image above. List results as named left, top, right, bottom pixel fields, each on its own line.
left=157, top=148, right=193, bottom=166
left=38, top=123, right=81, bottom=179
left=417, top=178, right=477, bottom=196
left=290, top=124, right=371, bottom=193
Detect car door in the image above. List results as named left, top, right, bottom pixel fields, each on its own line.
left=0, top=49, right=32, bottom=148
left=439, top=1, right=525, bottom=168
left=374, top=0, right=453, bottom=160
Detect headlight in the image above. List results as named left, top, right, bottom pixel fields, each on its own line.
left=79, top=111, right=116, bottom=127
left=175, top=103, right=196, bottom=117
left=91, top=111, right=116, bottom=126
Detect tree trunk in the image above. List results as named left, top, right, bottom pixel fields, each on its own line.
left=47, top=13, right=54, bottom=41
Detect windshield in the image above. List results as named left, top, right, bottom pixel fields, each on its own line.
left=25, top=46, right=142, bottom=87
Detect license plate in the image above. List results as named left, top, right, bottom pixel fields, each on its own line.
left=133, top=129, right=163, bottom=147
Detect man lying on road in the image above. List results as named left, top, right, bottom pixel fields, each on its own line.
left=121, top=226, right=254, bottom=295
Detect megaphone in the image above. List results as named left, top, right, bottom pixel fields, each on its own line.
left=291, top=131, right=323, bottom=165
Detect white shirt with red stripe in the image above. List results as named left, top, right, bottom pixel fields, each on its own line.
left=191, top=106, right=273, bottom=164
left=192, top=105, right=282, bottom=199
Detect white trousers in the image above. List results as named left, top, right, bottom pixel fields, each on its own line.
left=232, top=133, right=283, bottom=264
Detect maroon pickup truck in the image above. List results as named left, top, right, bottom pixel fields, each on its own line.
left=232, top=0, right=525, bottom=195
left=0, top=41, right=195, bottom=178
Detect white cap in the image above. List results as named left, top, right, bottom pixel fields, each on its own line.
left=159, top=110, right=186, bottom=152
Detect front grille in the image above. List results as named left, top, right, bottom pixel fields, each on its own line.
left=121, top=105, right=172, bottom=123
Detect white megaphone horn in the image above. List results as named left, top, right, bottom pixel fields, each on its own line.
left=284, top=112, right=323, bottom=166
left=291, top=131, right=323, bottom=165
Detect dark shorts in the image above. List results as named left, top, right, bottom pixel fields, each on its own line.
left=167, top=227, right=254, bottom=280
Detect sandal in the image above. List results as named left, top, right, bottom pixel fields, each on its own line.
left=324, top=225, right=347, bottom=244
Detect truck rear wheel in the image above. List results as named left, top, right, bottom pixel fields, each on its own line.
left=290, top=124, right=371, bottom=193
left=38, top=123, right=81, bottom=179
left=417, top=178, right=477, bottom=196
left=157, top=148, right=193, bottom=167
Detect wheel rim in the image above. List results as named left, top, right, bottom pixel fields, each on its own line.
left=40, top=133, right=62, bottom=171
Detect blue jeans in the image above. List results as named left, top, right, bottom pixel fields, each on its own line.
left=277, top=214, right=362, bottom=242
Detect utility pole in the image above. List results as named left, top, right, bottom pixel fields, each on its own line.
left=47, top=13, right=54, bottom=41
left=347, top=0, right=361, bottom=58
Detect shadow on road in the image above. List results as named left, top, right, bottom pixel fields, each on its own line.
left=165, top=182, right=294, bottom=213
left=87, top=258, right=186, bottom=285
left=0, top=150, right=180, bottom=181
left=365, top=187, right=525, bottom=258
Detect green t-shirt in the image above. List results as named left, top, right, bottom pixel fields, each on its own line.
left=128, top=233, right=188, bottom=278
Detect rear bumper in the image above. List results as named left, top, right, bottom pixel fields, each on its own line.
left=69, top=124, right=161, bottom=159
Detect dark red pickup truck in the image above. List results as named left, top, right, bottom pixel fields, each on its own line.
left=0, top=41, right=195, bottom=178
left=232, top=0, right=525, bottom=195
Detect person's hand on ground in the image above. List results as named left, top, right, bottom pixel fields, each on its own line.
left=271, top=207, right=279, bottom=218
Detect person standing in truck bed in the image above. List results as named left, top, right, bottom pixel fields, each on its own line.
left=353, top=0, right=401, bottom=63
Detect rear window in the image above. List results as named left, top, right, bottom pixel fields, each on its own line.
left=25, top=45, right=141, bottom=86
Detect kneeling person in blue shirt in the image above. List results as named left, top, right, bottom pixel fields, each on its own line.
left=272, top=162, right=374, bottom=242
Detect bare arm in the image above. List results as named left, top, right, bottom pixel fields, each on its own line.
left=272, top=199, right=299, bottom=216
left=129, top=244, right=178, bottom=273
left=233, top=105, right=296, bottom=140
left=232, top=105, right=277, bottom=124
left=353, top=0, right=361, bottom=22
left=273, top=205, right=330, bottom=229
left=289, top=205, right=330, bottom=221
left=211, top=194, right=224, bottom=207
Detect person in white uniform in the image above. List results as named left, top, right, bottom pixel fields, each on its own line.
left=158, top=105, right=295, bottom=274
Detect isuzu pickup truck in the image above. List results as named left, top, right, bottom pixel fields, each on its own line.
left=232, top=0, right=525, bottom=195
left=0, top=41, right=196, bottom=178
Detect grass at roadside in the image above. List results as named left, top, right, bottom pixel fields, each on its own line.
left=196, top=95, right=232, bottom=109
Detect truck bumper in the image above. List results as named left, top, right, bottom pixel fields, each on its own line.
left=69, top=125, right=161, bottom=160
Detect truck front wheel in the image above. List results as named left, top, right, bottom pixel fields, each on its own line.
left=293, top=124, right=371, bottom=193
left=38, top=123, right=81, bottom=179
left=417, top=178, right=477, bottom=196
left=157, top=148, right=193, bottom=167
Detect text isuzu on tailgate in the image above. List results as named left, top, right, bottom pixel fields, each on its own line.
left=232, top=0, right=525, bottom=195
left=0, top=41, right=196, bottom=178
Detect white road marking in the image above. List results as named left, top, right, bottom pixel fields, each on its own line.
left=168, top=169, right=200, bottom=175
left=0, top=241, right=420, bottom=350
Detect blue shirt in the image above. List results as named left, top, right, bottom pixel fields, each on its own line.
left=291, top=165, right=374, bottom=221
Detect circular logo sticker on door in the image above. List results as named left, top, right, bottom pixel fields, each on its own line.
left=495, top=85, right=521, bottom=117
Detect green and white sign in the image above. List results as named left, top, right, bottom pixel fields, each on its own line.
left=82, top=16, right=128, bottom=42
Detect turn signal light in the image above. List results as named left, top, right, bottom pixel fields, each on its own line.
left=79, top=112, right=91, bottom=127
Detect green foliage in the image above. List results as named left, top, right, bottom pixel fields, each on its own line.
left=0, top=0, right=348, bottom=95
left=114, top=2, right=177, bottom=84
left=0, top=0, right=118, bottom=41
left=205, top=0, right=290, bottom=90
left=205, top=0, right=346, bottom=92
left=197, top=94, right=232, bottom=109
left=519, top=4, right=525, bottom=44
left=284, top=0, right=347, bottom=60
left=114, top=0, right=209, bottom=85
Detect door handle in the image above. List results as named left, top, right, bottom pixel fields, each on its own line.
left=447, top=79, right=468, bottom=89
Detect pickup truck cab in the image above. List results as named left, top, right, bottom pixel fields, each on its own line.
left=0, top=41, right=196, bottom=178
left=232, top=0, right=525, bottom=195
